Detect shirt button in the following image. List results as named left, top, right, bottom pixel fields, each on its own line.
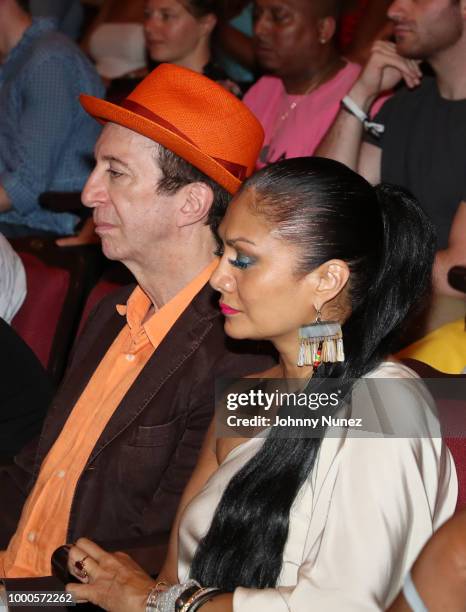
left=125, top=353, right=135, bottom=362
left=27, top=532, right=36, bottom=543
left=57, top=470, right=66, bottom=478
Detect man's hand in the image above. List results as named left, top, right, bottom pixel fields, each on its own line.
left=66, top=537, right=157, bottom=612
left=349, top=41, right=423, bottom=112
left=56, top=217, right=99, bottom=247
left=0, top=185, right=12, bottom=212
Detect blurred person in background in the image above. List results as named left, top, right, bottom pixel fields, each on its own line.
left=0, top=235, right=52, bottom=460
left=81, top=0, right=147, bottom=84
left=28, top=0, right=84, bottom=40
left=0, top=0, right=104, bottom=238
left=244, top=0, right=362, bottom=168
left=0, top=234, right=26, bottom=324
left=317, top=0, right=466, bottom=334
left=215, top=1, right=256, bottom=90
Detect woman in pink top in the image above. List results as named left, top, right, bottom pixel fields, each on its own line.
left=244, top=0, right=361, bottom=168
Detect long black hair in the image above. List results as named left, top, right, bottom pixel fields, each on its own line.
left=190, top=157, right=436, bottom=590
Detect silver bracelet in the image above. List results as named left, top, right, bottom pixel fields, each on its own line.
left=402, top=572, right=428, bottom=612
left=146, top=580, right=170, bottom=612
left=341, top=95, right=385, bottom=138
left=147, top=580, right=201, bottom=612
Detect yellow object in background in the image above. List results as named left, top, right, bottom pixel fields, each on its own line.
left=397, top=319, right=466, bottom=374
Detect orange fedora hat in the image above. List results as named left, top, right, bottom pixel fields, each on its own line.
left=80, top=64, right=264, bottom=194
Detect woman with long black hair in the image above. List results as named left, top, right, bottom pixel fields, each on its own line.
left=65, top=157, right=457, bottom=611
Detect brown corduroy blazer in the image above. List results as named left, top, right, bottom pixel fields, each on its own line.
left=0, top=283, right=275, bottom=573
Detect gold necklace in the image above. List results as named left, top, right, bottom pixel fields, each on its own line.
left=279, top=58, right=344, bottom=122
left=259, top=59, right=345, bottom=165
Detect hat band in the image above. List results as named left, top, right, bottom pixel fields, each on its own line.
left=121, top=99, right=248, bottom=181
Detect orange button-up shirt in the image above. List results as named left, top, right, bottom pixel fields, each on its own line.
left=0, top=261, right=217, bottom=577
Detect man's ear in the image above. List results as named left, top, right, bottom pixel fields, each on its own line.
left=317, top=16, right=337, bottom=44
left=176, top=182, right=214, bottom=228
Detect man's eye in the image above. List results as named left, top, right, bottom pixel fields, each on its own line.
left=272, top=9, right=289, bottom=23
left=107, top=169, right=123, bottom=179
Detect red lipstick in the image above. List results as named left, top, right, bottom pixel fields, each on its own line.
left=220, top=303, right=241, bottom=315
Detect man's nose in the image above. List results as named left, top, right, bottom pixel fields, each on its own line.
left=387, top=0, right=406, bottom=22
left=81, top=169, right=105, bottom=209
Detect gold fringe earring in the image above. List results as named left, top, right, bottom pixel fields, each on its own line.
left=297, top=310, right=344, bottom=369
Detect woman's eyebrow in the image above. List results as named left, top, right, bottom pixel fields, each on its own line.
left=226, top=237, right=257, bottom=246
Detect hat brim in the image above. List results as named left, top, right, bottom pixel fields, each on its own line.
left=80, top=94, right=242, bottom=195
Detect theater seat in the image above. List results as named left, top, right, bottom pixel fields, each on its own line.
left=402, top=358, right=466, bottom=512
left=12, top=251, right=69, bottom=370
left=446, top=437, right=466, bottom=511
left=11, top=238, right=104, bottom=384
left=78, top=262, right=135, bottom=336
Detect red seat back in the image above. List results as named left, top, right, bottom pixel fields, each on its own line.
left=77, top=279, right=122, bottom=336
left=12, top=252, right=70, bottom=368
left=401, top=359, right=466, bottom=514
left=445, top=437, right=466, bottom=511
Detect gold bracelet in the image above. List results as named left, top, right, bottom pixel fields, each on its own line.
left=179, top=587, right=218, bottom=612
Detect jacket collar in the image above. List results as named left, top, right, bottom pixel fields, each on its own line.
left=35, top=283, right=221, bottom=469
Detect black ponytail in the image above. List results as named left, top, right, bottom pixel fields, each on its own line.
left=341, top=182, right=436, bottom=378
left=190, top=158, right=436, bottom=590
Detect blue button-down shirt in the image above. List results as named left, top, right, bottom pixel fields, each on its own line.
left=0, top=19, right=104, bottom=235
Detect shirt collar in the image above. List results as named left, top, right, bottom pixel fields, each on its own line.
left=116, top=260, right=218, bottom=348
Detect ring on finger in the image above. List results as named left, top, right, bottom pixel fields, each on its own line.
left=75, top=555, right=90, bottom=580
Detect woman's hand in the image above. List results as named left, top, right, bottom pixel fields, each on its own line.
left=66, top=537, right=158, bottom=612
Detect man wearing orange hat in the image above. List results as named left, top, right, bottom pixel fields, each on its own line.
left=0, top=64, right=269, bottom=578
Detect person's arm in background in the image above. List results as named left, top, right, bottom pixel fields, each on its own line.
left=215, top=1, right=256, bottom=73
left=215, top=24, right=255, bottom=73
left=0, top=55, right=84, bottom=223
left=388, top=510, right=466, bottom=612
left=316, top=41, right=422, bottom=179
left=80, top=0, right=114, bottom=56
left=56, top=217, right=99, bottom=247
left=0, top=186, right=12, bottom=213
left=433, top=201, right=466, bottom=298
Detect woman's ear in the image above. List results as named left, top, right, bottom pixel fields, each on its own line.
left=306, top=259, right=350, bottom=309
left=199, top=13, right=217, bottom=37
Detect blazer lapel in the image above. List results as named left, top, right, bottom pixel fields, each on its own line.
left=34, top=287, right=133, bottom=468
left=87, top=284, right=219, bottom=463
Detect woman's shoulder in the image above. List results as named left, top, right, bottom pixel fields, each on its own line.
left=354, top=359, right=439, bottom=439
left=365, top=359, right=420, bottom=380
